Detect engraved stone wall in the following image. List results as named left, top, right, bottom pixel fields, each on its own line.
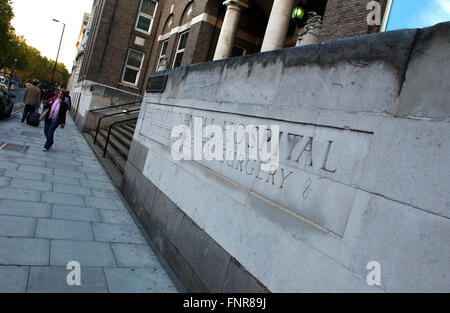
left=124, top=23, right=450, bottom=292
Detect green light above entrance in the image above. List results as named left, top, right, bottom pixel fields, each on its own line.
left=292, top=6, right=305, bottom=20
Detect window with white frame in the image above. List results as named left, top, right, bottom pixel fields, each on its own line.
left=136, top=0, right=158, bottom=34
left=173, top=31, right=189, bottom=68
left=122, top=49, right=145, bottom=85
left=157, top=40, right=169, bottom=69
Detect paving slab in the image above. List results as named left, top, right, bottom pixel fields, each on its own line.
left=45, top=162, right=80, bottom=172
left=0, top=237, right=50, bottom=266
left=12, top=158, right=46, bottom=167
left=50, top=240, right=117, bottom=267
left=111, top=243, right=159, bottom=268
left=85, top=196, right=126, bottom=211
left=27, top=267, right=109, bottom=293
left=0, top=177, right=11, bottom=187
left=41, top=192, right=86, bottom=206
left=0, top=215, right=36, bottom=237
left=0, top=187, right=41, bottom=202
left=80, top=161, right=104, bottom=170
left=53, top=184, right=92, bottom=196
left=3, top=169, right=44, bottom=181
left=51, top=160, right=83, bottom=167
left=104, top=268, right=177, bottom=293
left=22, top=154, right=53, bottom=163
left=44, top=174, right=80, bottom=186
left=91, top=187, right=121, bottom=200
left=0, top=266, right=29, bottom=292
left=36, top=219, right=94, bottom=241
left=53, top=169, right=86, bottom=179
left=52, top=205, right=100, bottom=223
left=80, top=179, right=115, bottom=191
left=98, top=209, right=134, bottom=225
left=17, top=165, right=51, bottom=175
left=77, top=166, right=106, bottom=175
left=0, top=200, right=51, bottom=218
left=86, top=174, right=110, bottom=182
left=9, top=178, right=53, bottom=192
left=92, top=223, right=146, bottom=244
left=0, top=162, right=19, bottom=170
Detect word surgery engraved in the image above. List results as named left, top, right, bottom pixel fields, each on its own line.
left=140, top=103, right=373, bottom=235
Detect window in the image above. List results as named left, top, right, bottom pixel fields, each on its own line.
left=136, top=0, right=158, bottom=34
left=232, top=46, right=247, bottom=57
left=157, top=40, right=169, bottom=69
left=173, top=31, right=189, bottom=68
left=122, top=49, right=145, bottom=85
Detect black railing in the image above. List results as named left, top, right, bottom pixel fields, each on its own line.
left=103, top=117, right=138, bottom=157
left=89, top=100, right=141, bottom=113
left=94, top=108, right=140, bottom=144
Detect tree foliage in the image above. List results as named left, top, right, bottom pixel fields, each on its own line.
left=0, top=0, right=69, bottom=87
left=0, top=0, right=13, bottom=49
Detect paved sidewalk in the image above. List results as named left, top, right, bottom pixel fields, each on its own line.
left=0, top=114, right=178, bottom=293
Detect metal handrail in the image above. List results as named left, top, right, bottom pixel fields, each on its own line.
left=103, top=117, right=138, bottom=157
left=94, top=108, right=140, bottom=144
left=89, top=100, right=141, bottom=113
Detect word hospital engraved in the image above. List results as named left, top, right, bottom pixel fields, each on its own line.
left=140, top=103, right=373, bottom=235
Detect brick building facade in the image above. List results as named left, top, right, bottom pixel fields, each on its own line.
left=77, top=0, right=160, bottom=94
left=74, top=0, right=391, bottom=98
left=319, top=0, right=389, bottom=42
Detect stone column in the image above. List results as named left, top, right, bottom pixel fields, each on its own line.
left=213, top=0, right=248, bottom=61
left=261, top=0, right=295, bottom=52
left=296, top=12, right=323, bottom=47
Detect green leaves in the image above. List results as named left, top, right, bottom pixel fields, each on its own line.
left=0, top=0, right=69, bottom=87
left=0, top=0, right=14, bottom=52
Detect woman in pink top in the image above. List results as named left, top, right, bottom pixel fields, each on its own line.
left=43, top=90, right=68, bottom=152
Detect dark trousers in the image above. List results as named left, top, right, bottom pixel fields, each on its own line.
left=22, top=104, right=36, bottom=122
left=44, top=118, right=60, bottom=150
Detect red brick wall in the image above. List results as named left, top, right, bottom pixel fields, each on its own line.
left=319, top=0, right=388, bottom=42
left=79, top=0, right=166, bottom=94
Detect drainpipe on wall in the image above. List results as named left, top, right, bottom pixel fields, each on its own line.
left=140, top=10, right=163, bottom=95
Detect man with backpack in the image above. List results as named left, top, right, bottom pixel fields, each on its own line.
left=21, top=80, right=41, bottom=123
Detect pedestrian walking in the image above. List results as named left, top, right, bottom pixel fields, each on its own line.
left=21, top=80, right=41, bottom=123
left=65, top=91, right=72, bottom=111
left=43, top=90, right=68, bottom=152
left=42, top=87, right=55, bottom=106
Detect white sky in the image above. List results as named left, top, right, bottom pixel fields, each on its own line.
left=11, top=0, right=94, bottom=73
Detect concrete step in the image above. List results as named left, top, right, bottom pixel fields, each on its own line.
left=89, top=130, right=127, bottom=174
left=98, top=129, right=130, bottom=161
left=114, top=124, right=134, bottom=141
left=121, top=124, right=136, bottom=134
left=109, top=128, right=132, bottom=150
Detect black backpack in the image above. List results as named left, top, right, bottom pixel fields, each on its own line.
left=27, top=107, right=40, bottom=127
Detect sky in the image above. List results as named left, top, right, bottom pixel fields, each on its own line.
left=11, top=0, right=94, bottom=72
left=387, top=0, right=450, bottom=30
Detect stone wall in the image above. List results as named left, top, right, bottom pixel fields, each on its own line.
left=122, top=23, right=450, bottom=292
left=73, top=81, right=142, bottom=131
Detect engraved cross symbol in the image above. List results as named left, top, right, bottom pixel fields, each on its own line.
left=303, top=178, right=313, bottom=199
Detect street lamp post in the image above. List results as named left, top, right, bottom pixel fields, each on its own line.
left=51, top=19, right=65, bottom=85
left=10, top=58, right=17, bottom=89
left=12, top=58, right=17, bottom=77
